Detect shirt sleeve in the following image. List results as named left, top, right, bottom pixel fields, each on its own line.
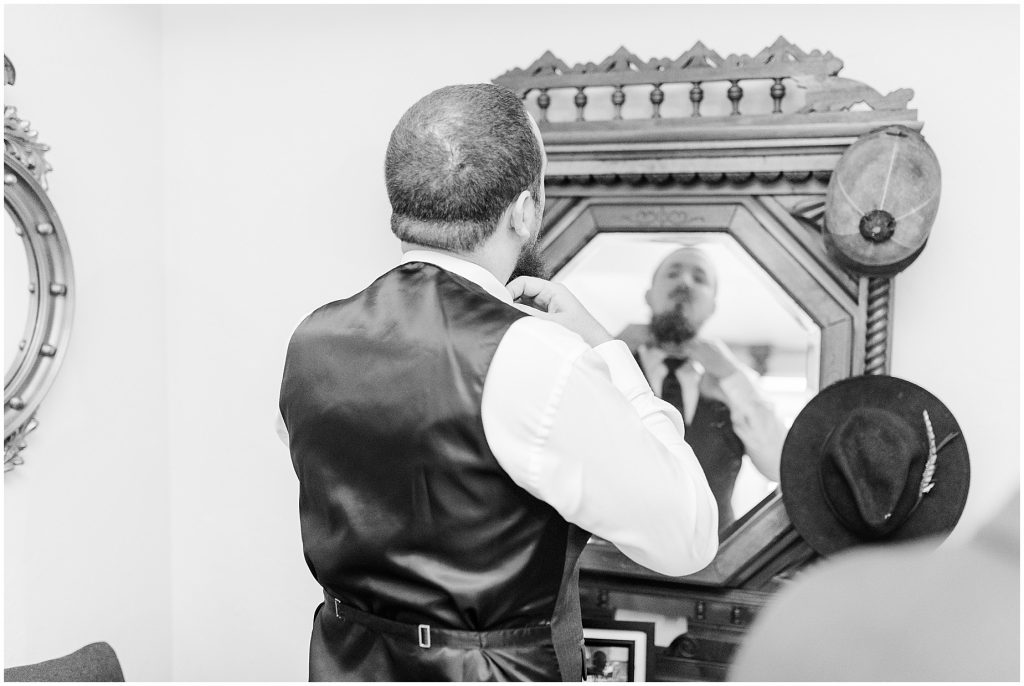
left=717, top=370, right=786, bottom=482
left=481, top=318, right=719, bottom=577
left=275, top=410, right=289, bottom=447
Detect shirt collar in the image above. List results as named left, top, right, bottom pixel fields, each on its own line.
left=639, top=343, right=699, bottom=374
left=638, top=343, right=666, bottom=369
left=400, top=249, right=513, bottom=305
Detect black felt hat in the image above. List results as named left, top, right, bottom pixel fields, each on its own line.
left=781, top=375, right=969, bottom=556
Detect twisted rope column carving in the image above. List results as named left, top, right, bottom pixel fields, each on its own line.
left=865, top=277, right=891, bottom=375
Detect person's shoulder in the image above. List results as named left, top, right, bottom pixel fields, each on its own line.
left=292, top=292, right=361, bottom=333
left=503, top=315, right=591, bottom=360
left=287, top=300, right=339, bottom=337
left=286, top=269, right=398, bottom=343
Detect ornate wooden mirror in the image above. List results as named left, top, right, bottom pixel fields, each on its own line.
left=494, top=38, right=924, bottom=678
left=4, top=56, right=75, bottom=472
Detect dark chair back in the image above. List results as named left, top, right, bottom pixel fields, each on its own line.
left=4, top=642, right=125, bottom=682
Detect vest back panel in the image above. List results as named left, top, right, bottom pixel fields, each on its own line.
left=280, top=263, right=573, bottom=631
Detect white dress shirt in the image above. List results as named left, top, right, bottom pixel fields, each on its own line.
left=636, top=343, right=785, bottom=483
left=279, top=250, right=719, bottom=577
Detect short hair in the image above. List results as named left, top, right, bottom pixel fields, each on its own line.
left=385, top=84, right=543, bottom=252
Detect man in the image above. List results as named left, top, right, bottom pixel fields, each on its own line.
left=586, top=650, right=608, bottom=679
left=585, top=650, right=626, bottom=681
left=631, top=247, right=786, bottom=530
left=278, top=84, right=718, bottom=681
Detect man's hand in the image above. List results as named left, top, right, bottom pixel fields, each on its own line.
left=506, top=276, right=613, bottom=348
left=681, top=337, right=741, bottom=380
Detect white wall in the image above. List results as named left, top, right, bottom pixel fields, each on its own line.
left=3, top=5, right=171, bottom=681
left=4, top=4, right=1018, bottom=681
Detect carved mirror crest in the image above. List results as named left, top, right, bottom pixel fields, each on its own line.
left=495, top=37, right=917, bottom=588
left=4, top=56, right=75, bottom=472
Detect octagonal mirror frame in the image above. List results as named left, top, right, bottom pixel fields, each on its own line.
left=540, top=196, right=862, bottom=586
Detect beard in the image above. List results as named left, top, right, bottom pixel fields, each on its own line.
left=507, top=237, right=549, bottom=281
left=649, top=307, right=697, bottom=346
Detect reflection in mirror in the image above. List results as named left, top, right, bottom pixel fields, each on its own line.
left=5, top=207, right=31, bottom=383
left=555, top=233, right=820, bottom=531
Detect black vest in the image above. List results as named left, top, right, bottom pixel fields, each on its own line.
left=280, top=262, right=589, bottom=681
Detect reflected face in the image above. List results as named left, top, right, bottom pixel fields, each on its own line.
left=555, top=232, right=822, bottom=536
left=646, top=248, right=718, bottom=336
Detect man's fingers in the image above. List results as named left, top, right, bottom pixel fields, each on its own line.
left=506, top=276, right=558, bottom=310
left=506, top=276, right=547, bottom=300
left=508, top=279, right=611, bottom=347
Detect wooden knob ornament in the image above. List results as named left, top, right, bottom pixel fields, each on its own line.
left=824, top=125, right=941, bottom=275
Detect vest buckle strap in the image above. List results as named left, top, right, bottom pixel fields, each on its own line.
left=324, top=590, right=552, bottom=650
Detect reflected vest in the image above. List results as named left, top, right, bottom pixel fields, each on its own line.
left=685, top=396, right=745, bottom=530
left=279, top=262, right=589, bottom=681
left=635, top=351, right=745, bottom=530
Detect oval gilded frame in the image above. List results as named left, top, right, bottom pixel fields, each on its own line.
left=4, top=59, right=75, bottom=471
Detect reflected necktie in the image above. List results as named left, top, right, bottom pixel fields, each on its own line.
left=660, top=357, right=687, bottom=416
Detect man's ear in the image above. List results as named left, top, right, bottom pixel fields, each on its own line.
left=644, top=288, right=654, bottom=308
left=510, top=190, right=533, bottom=240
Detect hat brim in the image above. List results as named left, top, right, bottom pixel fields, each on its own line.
left=780, top=375, right=970, bottom=557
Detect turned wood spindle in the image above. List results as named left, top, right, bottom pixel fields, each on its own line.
left=573, top=87, right=588, bottom=122
left=536, top=89, right=551, bottom=123
left=611, top=86, right=625, bottom=120
left=770, top=78, right=786, bottom=114
left=689, top=82, right=703, bottom=117
left=864, top=277, right=891, bottom=375
left=728, top=80, right=743, bottom=116
left=650, top=84, right=664, bottom=119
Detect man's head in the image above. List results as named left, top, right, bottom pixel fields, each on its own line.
left=385, top=84, right=545, bottom=259
left=645, top=246, right=718, bottom=345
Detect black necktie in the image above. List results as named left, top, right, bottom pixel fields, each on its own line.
left=661, top=357, right=686, bottom=416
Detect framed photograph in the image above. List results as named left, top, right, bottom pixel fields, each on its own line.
left=582, top=620, right=656, bottom=682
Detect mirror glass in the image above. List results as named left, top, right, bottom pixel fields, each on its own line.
left=555, top=232, right=820, bottom=530
left=5, top=207, right=31, bottom=384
